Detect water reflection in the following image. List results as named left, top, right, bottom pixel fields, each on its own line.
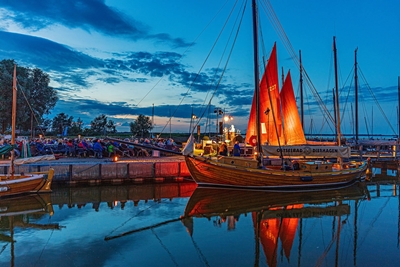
left=0, top=194, right=59, bottom=267
left=183, top=183, right=369, bottom=267
left=0, top=174, right=399, bottom=266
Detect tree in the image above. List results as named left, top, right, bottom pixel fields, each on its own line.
left=0, top=59, right=58, bottom=133
left=130, top=114, right=153, bottom=137
left=106, top=119, right=117, bottom=134
left=69, top=117, right=84, bottom=135
left=51, top=113, right=73, bottom=135
left=89, top=114, right=108, bottom=136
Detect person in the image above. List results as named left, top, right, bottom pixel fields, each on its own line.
left=219, top=142, right=228, bottom=156
left=233, top=141, right=241, bottom=156
left=93, top=139, right=103, bottom=158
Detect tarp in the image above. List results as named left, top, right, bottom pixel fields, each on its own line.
left=262, top=145, right=351, bottom=158
left=14, top=154, right=56, bottom=165
left=0, top=145, right=14, bottom=156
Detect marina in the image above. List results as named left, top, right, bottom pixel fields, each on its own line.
left=0, top=169, right=399, bottom=266
left=0, top=0, right=399, bottom=265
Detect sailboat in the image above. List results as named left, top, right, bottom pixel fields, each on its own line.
left=0, top=64, right=54, bottom=197
left=182, top=0, right=367, bottom=190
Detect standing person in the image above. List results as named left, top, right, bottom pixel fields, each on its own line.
left=233, top=141, right=241, bottom=156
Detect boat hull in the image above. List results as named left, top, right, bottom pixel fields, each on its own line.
left=0, top=168, right=54, bottom=197
left=185, top=156, right=367, bottom=190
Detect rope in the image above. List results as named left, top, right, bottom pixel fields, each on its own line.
left=358, top=66, right=397, bottom=135
left=160, top=0, right=243, bottom=136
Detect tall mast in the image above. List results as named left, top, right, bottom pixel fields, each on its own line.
left=11, top=64, right=17, bottom=175
left=299, top=50, right=304, bottom=128
left=354, top=48, right=359, bottom=143
left=333, top=89, right=337, bottom=139
left=333, top=37, right=342, bottom=147
left=398, top=76, right=400, bottom=138
left=252, top=0, right=262, bottom=157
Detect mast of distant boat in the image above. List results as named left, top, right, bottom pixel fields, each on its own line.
left=354, top=48, right=359, bottom=143
left=333, top=37, right=342, bottom=165
left=11, top=64, right=17, bottom=176
left=398, top=76, right=400, bottom=138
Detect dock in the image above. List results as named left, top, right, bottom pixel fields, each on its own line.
left=0, top=155, right=191, bottom=185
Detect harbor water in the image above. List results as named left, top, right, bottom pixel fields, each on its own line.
left=0, top=168, right=399, bottom=267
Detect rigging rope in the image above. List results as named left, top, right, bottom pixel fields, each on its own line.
left=158, top=0, right=242, bottom=136
left=259, top=0, right=336, bottom=130
left=189, top=0, right=247, bottom=134
left=358, top=66, right=397, bottom=135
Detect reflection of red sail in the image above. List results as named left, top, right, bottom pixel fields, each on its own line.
left=246, top=43, right=281, bottom=145
left=280, top=71, right=306, bottom=145
left=254, top=204, right=303, bottom=267
left=253, top=212, right=279, bottom=267
left=279, top=204, right=303, bottom=260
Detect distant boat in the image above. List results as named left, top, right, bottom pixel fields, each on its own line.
left=182, top=0, right=367, bottom=190
left=0, top=64, right=54, bottom=197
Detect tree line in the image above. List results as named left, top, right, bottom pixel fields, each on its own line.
left=0, top=60, right=153, bottom=138
left=47, top=113, right=153, bottom=137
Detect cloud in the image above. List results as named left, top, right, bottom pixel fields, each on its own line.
left=0, top=0, right=191, bottom=47
left=0, top=30, right=255, bottom=103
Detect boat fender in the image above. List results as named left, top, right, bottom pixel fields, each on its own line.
left=300, top=176, right=313, bottom=182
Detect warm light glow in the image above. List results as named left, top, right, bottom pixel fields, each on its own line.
left=113, top=156, right=118, bottom=162
left=224, top=115, right=233, bottom=122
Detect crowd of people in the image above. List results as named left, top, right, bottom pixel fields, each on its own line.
left=0, top=136, right=181, bottom=159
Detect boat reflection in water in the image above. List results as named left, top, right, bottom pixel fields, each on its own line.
left=3, top=178, right=400, bottom=266
left=0, top=194, right=60, bottom=267
left=183, top=182, right=369, bottom=267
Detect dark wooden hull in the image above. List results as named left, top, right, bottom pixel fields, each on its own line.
left=184, top=182, right=368, bottom=218
left=0, top=169, right=54, bottom=198
left=185, top=156, right=367, bottom=190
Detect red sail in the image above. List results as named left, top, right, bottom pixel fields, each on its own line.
left=280, top=71, right=306, bottom=145
left=246, top=43, right=281, bottom=145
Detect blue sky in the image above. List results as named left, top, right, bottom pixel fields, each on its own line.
left=0, top=0, right=399, bottom=137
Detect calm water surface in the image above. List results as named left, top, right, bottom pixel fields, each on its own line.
left=1, top=168, right=399, bottom=267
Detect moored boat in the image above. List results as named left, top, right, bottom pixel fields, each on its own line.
left=0, top=64, right=54, bottom=198
left=182, top=0, right=367, bottom=190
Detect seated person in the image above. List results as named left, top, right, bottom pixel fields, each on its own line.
left=219, top=142, right=228, bottom=156
left=93, top=139, right=103, bottom=158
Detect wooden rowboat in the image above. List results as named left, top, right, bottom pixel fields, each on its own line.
left=0, top=169, right=54, bottom=198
